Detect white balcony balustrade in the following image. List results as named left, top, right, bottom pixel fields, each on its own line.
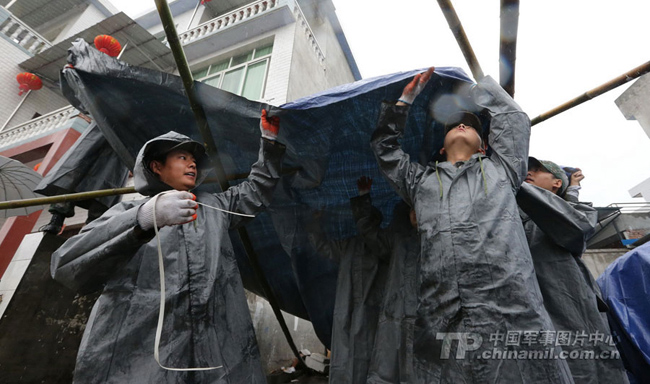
left=0, top=6, right=52, bottom=55
left=176, top=0, right=279, bottom=45
left=0, top=106, right=86, bottom=150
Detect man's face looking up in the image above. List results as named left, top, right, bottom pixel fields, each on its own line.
left=442, top=123, right=483, bottom=153
left=525, top=165, right=562, bottom=194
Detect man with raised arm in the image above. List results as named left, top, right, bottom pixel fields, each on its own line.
left=51, top=110, right=285, bottom=383
left=370, top=67, right=573, bottom=383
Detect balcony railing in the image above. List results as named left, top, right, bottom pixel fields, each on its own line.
left=0, top=106, right=83, bottom=150
left=174, top=0, right=325, bottom=67
left=177, top=0, right=280, bottom=45
left=0, top=6, right=52, bottom=55
left=607, top=202, right=650, bottom=214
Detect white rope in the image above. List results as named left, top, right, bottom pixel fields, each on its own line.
left=196, top=201, right=255, bottom=217
left=152, top=191, right=224, bottom=371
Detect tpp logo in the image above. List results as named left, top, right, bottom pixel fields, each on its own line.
left=436, top=332, right=483, bottom=359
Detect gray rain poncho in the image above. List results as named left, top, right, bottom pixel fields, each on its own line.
left=371, top=75, right=573, bottom=383
left=353, top=198, right=420, bottom=384
left=51, top=131, right=285, bottom=383
left=306, top=195, right=388, bottom=384
left=517, top=182, right=629, bottom=384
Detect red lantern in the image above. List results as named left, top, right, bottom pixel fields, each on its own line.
left=94, top=35, right=121, bottom=57
left=16, top=72, right=42, bottom=96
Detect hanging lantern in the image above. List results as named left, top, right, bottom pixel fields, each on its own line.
left=94, top=35, right=121, bottom=57
left=16, top=72, right=43, bottom=96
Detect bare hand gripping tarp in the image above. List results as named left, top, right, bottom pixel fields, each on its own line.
left=59, top=38, right=484, bottom=348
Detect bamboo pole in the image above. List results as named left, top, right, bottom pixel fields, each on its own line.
left=437, top=0, right=485, bottom=81
left=531, top=60, right=650, bottom=126
left=499, top=0, right=519, bottom=97
left=153, top=0, right=227, bottom=188
left=153, top=0, right=306, bottom=368
left=0, top=168, right=300, bottom=211
left=0, top=187, right=134, bottom=210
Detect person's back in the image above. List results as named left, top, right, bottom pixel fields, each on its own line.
left=370, top=67, right=573, bottom=383
left=306, top=178, right=389, bottom=384
left=51, top=114, right=285, bottom=383
left=353, top=199, right=419, bottom=384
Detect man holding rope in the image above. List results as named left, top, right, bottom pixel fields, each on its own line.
left=51, top=110, right=284, bottom=383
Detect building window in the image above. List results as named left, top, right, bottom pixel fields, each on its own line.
left=192, top=44, right=273, bottom=101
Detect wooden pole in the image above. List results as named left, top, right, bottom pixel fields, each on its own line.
left=531, top=60, right=650, bottom=126
left=437, top=0, right=485, bottom=81
left=153, top=0, right=306, bottom=368
left=0, top=187, right=134, bottom=211
left=499, top=0, right=519, bottom=97
left=0, top=168, right=300, bottom=211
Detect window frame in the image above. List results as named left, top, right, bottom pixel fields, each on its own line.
left=193, top=45, right=273, bottom=101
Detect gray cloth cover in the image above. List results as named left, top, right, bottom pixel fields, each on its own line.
left=517, top=182, right=629, bottom=384
left=306, top=195, right=388, bottom=384
left=51, top=131, right=285, bottom=383
left=370, top=75, right=573, bottom=383
left=34, top=122, right=129, bottom=212
left=353, top=198, right=420, bottom=384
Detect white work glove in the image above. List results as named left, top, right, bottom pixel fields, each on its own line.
left=398, top=66, right=435, bottom=105
left=137, top=191, right=198, bottom=230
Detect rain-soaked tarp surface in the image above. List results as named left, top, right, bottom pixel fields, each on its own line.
left=60, top=39, right=488, bottom=348
left=597, top=242, right=650, bottom=382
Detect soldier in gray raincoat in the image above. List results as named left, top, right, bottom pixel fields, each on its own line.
left=520, top=158, right=629, bottom=383
left=371, top=67, right=573, bottom=383
left=51, top=111, right=285, bottom=383
left=306, top=177, right=389, bottom=384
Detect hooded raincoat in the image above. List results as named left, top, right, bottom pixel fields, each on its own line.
left=352, top=198, right=420, bottom=384
left=370, top=75, right=573, bottom=383
left=51, top=131, right=285, bottom=383
left=517, top=182, right=629, bottom=384
left=306, top=196, right=388, bottom=383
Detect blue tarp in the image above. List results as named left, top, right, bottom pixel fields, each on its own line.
left=59, top=39, right=488, bottom=348
left=597, top=242, right=650, bottom=382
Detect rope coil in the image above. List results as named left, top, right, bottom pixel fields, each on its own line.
left=151, top=191, right=255, bottom=371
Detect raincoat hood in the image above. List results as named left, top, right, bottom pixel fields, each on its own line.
left=133, top=131, right=210, bottom=196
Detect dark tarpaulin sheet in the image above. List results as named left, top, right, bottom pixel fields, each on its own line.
left=60, top=39, right=484, bottom=348
left=34, top=122, right=129, bottom=213
left=597, top=242, right=650, bottom=382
